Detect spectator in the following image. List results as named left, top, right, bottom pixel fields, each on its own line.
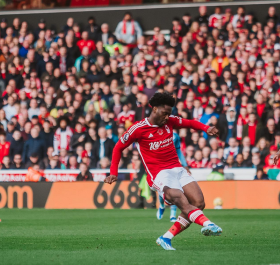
left=70, top=122, right=87, bottom=151
left=207, top=151, right=220, bottom=168
left=92, top=127, right=115, bottom=167
left=135, top=94, right=151, bottom=121
left=68, top=155, right=78, bottom=169
left=207, top=163, right=225, bottom=181
left=53, top=116, right=73, bottom=154
left=3, top=96, right=17, bottom=120
left=47, top=154, right=65, bottom=169
left=25, top=152, right=45, bottom=169
left=262, top=118, right=276, bottom=144
left=6, top=120, right=16, bottom=142
left=190, top=150, right=203, bottom=168
left=77, top=31, right=96, bottom=54
left=0, top=109, right=8, bottom=131
left=76, top=162, right=93, bottom=181
left=225, top=155, right=234, bottom=168
left=242, top=113, right=264, bottom=146
left=25, top=164, right=44, bottom=182
left=41, top=120, right=54, bottom=149
left=43, top=146, right=54, bottom=168
left=9, top=130, right=24, bottom=160
left=219, top=107, right=237, bottom=143
left=28, top=99, right=40, bottom=120
left=211, top=48, right=229, bottom=76
left=233, top=153, right=245, bottom=168
left=144, top=76, right=158, bottom=100
left=2, top=156, right=11, bottom=169
left=11, top=154, right=25, bottom=169
left=223, top=137, right=239, bottom=159
left=117, top=103, right=135, bottom=128
left=254, top=167, right=269, bottom=180
left=86, top=16, right=100, bottom=41
left=252, top=153, right=262, bottom=169
left=22, top=127, right=45, bottom=164
left=98, top=23, right=115, bottom=45
left=115, top=12, right=143, bottom=45
left=0, top=132, right=10, bottom=163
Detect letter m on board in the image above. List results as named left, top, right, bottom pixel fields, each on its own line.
left=8, top=186, right=33, bottom=209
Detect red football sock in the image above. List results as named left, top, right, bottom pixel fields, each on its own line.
left=163, top=216, right=190, bottom=239
left=188, top=209, right=213, bottom=227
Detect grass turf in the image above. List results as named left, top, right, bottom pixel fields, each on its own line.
left=0, top=209, right=279, bottom=265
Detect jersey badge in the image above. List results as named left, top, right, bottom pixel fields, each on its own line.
left=157, top=129, right=163, bottom=135
left=123, top=133, right=129, bottom=141
left=165, top=125, right=170, bottom=133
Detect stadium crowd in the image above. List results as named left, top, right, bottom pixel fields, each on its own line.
left=0, top=6, right=280, bottom=179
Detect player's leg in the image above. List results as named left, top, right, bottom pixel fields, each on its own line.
left=156, top=187, right=194, bottom=250
left=182, top=181, right=205, bottom=210
left=156, top=194, right=165, bottom=220
left=170, top=205, right=177, bottom=222
left=181, top=173, right=222, bottom=236
left=157, top=192, right=177, bottom=222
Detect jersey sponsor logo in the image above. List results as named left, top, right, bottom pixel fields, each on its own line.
left=157, top=129, right=163, bottom=135
left=149, top=136, right=173, bottom=150
left=148, top=133, right=153, bottom=138
left=165, top=125, right=170, bottom=133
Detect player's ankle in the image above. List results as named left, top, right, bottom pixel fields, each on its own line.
left=203, top=220, right=214, bottom=227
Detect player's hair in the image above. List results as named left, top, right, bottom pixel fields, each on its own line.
left=149, top=92, right=175, bottom=108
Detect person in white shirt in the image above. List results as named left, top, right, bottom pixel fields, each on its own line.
left=3, top=96, right=17, bottom=120
left=115, top=12, right=143, bottom=45
left=28, top=98, right=40, bottom=120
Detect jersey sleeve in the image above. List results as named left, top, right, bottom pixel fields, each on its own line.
left=110, top=124, right=140, bottom=176
left=169, top=115, right=210, bottom=132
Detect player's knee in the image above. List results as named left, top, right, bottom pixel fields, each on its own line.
left=195, top=200, right=205, bottom=210
left=171, top=192, right=187, bottom=206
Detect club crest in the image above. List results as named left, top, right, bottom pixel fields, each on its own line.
left=165, top=125, right=170, bottom=133
left=157, top=129, right=163, bottom=135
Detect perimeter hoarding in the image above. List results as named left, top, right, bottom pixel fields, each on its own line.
left=0, top=181, right=279, bottom=209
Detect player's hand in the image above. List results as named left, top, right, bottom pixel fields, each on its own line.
left=273, top=151, right=280, bottom=165
left=207, top=126, right=219, bottom=137
left=104, top=175, right=118, bottom=184
left=184, top=166, right=192, bottom=175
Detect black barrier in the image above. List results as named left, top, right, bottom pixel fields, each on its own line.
left=0, top=182, right=52, bottom=208
left=0, top=1, right=279, bottom=33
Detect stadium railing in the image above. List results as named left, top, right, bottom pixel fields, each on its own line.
left=0, top=168, right=258, bottom=182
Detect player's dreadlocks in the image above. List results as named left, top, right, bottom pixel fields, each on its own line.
left=149, top=92, right=175, bottom=108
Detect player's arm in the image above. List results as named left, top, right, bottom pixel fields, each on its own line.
left=169, top=115, right=219, bottom=136
left=105, top=128, right=138, bottom=184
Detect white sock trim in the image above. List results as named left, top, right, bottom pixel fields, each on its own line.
left=189, top=209, right=203, bottom=223
left=203, top=220, right=214, bottom=227
left=163, top=231, right=174, bottom=240
left=177, top=216, right=190, bottom=227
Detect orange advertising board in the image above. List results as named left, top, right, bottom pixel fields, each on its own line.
left=1, top=181, right=280, bottom=209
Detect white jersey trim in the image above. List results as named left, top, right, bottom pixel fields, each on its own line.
left=145, top=117, right=158, bottom=127
left=136, top=142, right=154, bottom=181
left=128, top=120, right=147, bottom=135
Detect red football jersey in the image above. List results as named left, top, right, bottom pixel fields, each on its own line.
left=0, top=141, right=10, bottom=163
left=117, top=110, right=135, bottom=125
left=110, top=116, right=209, bottom=187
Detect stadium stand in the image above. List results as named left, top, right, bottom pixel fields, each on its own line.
left=0, top=5, right=280, bottom=181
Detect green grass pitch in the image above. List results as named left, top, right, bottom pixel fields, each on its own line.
left=1, top=209, right=279, bottom=265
